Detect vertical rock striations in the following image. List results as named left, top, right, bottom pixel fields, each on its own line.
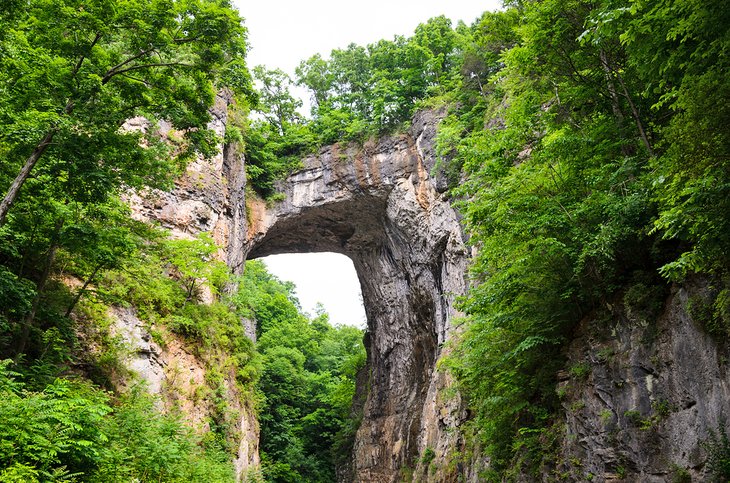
left=124, top=90, right=259, bottom=481
left=245, top=110, right=471, bottom=482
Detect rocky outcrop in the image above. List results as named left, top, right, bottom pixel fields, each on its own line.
left=109, top=306, right=260, bottom=479
left=125, top=94, right=730, bottom=482
left=123, top=90, right=259, bottom=481
left=128, top=101, right=472, bottom=481
left=558, top=279, right=730, bottom=482
left=244, top=109, right=472, bottom=482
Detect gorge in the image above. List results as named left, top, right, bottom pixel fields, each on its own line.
left=130, top=92, right=730, bottom=482
left=1, top=1, right=728, bottom=481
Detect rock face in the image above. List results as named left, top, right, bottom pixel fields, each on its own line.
left=245, top=109, right=472, bottom=482
left=108, top=305, right=260, bottom=480
left=129, top=93, right=473, bottom=481
left=126, top=93, right=730, bottom=482
left=558, top=279, right=730, bottom=482
left=124, top=90, right=259, bottom=481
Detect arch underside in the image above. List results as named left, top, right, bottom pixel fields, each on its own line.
left=243, top=116, right=469, bottom=482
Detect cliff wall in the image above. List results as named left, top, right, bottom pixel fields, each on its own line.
left=124, top=95, right=730, bottom=482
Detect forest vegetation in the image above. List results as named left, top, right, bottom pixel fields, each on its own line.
left=0, top=0, right=729, bottom=481
left=246, top=0, right=729, bottom=476
left=0, top=0, right=363, bottom=481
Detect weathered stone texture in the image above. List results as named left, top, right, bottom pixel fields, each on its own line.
left=245, top=109, right=471, bottom=482
left=558, top=279, right=730, bottom=482
left=124, top=90, right=259, bottom=481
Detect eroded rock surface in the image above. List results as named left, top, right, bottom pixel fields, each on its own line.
left=124, top=90, right=259, bottom=481
left=130, top=98, right=470, bottom=481
left=559, top=279, right=730, bottom=482
left=245, top=109, right=471, bottom=482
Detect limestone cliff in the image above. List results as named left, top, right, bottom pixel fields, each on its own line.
left=121, top=90, right=259, bottom=481
left=556, top=279, right=730, bottom=482
left=123, top=94, right=730, bottom=482
left=244, top=109, right=471, bottom=482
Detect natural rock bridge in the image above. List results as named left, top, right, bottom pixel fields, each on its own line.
left=243, top=111, right=469, bottom=481
left=129, top=93, right=730, bottom=483
left=130, top=94, right=472, bottom=481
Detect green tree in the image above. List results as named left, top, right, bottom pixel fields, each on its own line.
left=165, top=232, right=229, bottom=303
left=295, top=54, right=334, bottom=113
left=253, top=66, right=303, bottom=135
left=237, top=261, right=365, bottom=482
left=0, top=0, right=252, bottom=226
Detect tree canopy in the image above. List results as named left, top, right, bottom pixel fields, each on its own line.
left=0, top=0, right=253, bottom=225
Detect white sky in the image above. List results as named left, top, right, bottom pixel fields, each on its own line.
left=235, top=0, right=500, bottom=327
left=236, top=0, right=502, bottom=75
left=261, top=253, right=367, bottom=328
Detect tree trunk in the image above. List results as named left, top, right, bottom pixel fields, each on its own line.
left=65, top=262, right=105, bottom=318
left=616, top=71, right=655, bottom=157
left=0, top=129, right=58, bottom=226
left=15, top=218, right=64, bottom=358
left=598, top=49, right=637, bottom=157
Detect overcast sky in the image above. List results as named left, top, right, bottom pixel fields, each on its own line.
left=236, top=0, right=501, bottom=75
left=233, top=0, right=500, bottom=327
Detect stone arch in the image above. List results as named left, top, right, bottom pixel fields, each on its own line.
left=242, top=111, right=470, bottom=481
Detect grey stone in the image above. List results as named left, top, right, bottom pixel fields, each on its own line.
left=243, top=109, right=471, bottom=482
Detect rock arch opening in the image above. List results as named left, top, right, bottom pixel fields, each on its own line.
left=258, top=252, right=366, bottom=328
left=240, top=112, right=469, bottom=481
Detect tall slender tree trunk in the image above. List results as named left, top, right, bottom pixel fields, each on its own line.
left=599, top=49, right=638, bottom=157
left=598, top=49, right=654, bottom=158
left=615, top=72, right=654, bottom=157
left=14, top=218, right=64, bottom=358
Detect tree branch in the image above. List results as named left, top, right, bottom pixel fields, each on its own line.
left=101, top=44, right=159, bottom=82
left=102, top=62, right=193, bottom=84
left=71, top=32, right=103, bottom=79
left=0, top=129, right=59, bottom=226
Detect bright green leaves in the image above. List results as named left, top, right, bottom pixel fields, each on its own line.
left=243, top=66, right=312, bottom=197
left=0, top=364, right=236, bottom=482
left=245, top=14, right=481, bottom=197
left=166, top=232, right=230, bottom=302
left=443, top=0, right=675, bottom=474
left=237, top=260, right=366, bottom=482
left=447, top=0, right=727, bottom=475
left=621, top=0, right=730, bottom=278
left=0, top=363, right=111, bottom=478
left=0, top=0, right=251, bottom=224
left=253, top=66, right=302, bottom=134
left=294, top=16, right=459, bottom=138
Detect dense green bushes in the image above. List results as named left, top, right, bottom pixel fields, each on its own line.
left=441, top=0, right=729, bottom=476
left=236, top=261, right=366, bottom=482
left=0, top=362, right=234, bottom=482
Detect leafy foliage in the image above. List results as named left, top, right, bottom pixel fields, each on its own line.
left=235, top=261, right=366, bottom=483
left=0, top=361, right=234, bottom=482
left=0, top=0, right=254, bottom=224
left=433, top=0, right=729, bottom=477
left=704, top=422, right=730, bottom=482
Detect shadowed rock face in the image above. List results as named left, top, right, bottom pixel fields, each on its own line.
left=243, top=110, right=471, bottom=482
